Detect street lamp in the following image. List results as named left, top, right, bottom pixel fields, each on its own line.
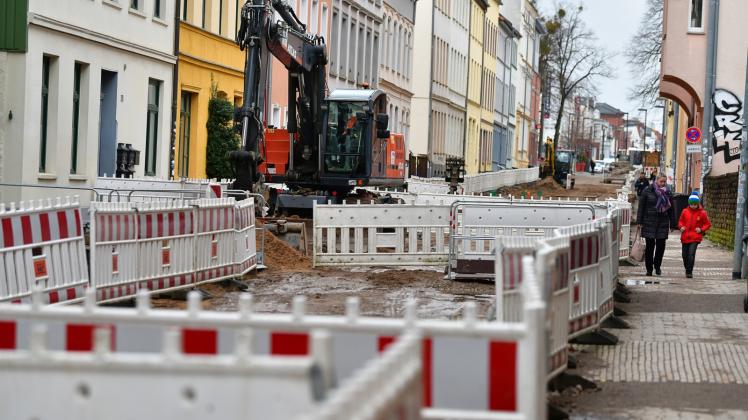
left=654, top=102, right=666, bottom=172
left=638, top=108, right=648, bottom=152
left=623, top=112, right=629, bottom=157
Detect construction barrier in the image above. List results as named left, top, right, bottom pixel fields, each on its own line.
left=0, top=279, right=547, bottom=419
left=94, top=176, right=223, bottom=202
left=90, top=198, right=253, bottom=304
left=313, top=202, right=452, bottom=266
left=0, top=197, right=87, bottom=305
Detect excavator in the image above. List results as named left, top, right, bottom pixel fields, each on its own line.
left=230, top=0, right=406, bottom=213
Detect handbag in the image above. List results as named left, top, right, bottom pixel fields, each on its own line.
left=630, top=226, right=645, bottom=262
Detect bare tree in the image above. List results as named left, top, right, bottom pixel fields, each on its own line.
left=626, top=0, right=663, bottom=105
left=541, top=3, right=613, bottom=152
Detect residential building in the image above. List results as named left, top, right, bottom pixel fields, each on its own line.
left=661, top=0, right=748, bottom=184
left=478, top=0, right=500, bottom=173
left=595, top=102, right=626, bottom=156
left=493, top=14, right=520, bottom=171
left=0, top=0, right=176, bottom=203
left=379, top=0, right=416, bottom=143
left=327, top=0, right=383, bottom=92
left=464, top=0, right=487, bottom=175
left=174, top=0, right=246, bottom=179
left=411, top=0, right=470, bottom=177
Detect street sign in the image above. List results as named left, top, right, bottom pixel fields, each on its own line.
left=686, top=144, right=702, bottom=154
left=686, top=126, right=702, bottom=143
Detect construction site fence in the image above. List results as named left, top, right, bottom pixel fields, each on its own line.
left=403, top=167, right=539, bottom=196
left=0, top=195, right=257, bottom=305
left=0, top=276, right=547, bottom=420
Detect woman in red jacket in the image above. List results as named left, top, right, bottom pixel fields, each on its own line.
left=678, top=192, right=711, bottom=278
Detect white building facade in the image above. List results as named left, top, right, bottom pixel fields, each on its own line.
left=327, top=0, right=384, bottom=91
left=378, top=0, right=415, bottom=142
left=493, top=14, right=520, bottom=170
left=410, top=0, right=469, bottom=177
left=1, top=0, right=176, bottom=203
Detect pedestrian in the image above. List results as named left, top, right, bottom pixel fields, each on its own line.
left=637, top=174, right=676, bottom=276
left=590, top=160, right=596, bottom=174
left=635, top=172, right=649, bottom=196
left=678, top=192, right=711, bottom=278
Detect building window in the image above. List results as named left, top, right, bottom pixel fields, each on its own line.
left=178, top=92, right=192, bottom=178
left=154, top=0, right=162, bottom=18
left=71, top=63, right=83, bottom=174
left=40, top=56, right=52, bottom=173
left=202, top=0, right=207, bottom=29
left=235, top=0, right=240, bottom=36
left=271, top=105, right=281, bottom=128
left=300, top=0, right=308, bottom=24
left=145, top=79, right=161, bottom=176
left=182, top=0, right=189, bottom=21
left=320, top=5, right=328, bottom=39
left=130, top=0, right=140, bottom=10
left=689, top=0, right=704, bottom=30
left=219, top=0, right=224, bottom=35
left=330, top=10, right=338, bottom=74
left=311, top=0, right=318, bottom=33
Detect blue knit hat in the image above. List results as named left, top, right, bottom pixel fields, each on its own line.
left=688, top=192, right=700, bottom=205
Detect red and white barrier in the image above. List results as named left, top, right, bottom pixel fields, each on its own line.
left=234, top=198, right=257, bottom=276
left=0, top=279, right=547, bottom=419
left=90, top=198, right=252, bottom=304
left=0, top=197, right=87, bottom=305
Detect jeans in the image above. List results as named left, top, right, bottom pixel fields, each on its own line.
left=645, top=238, right=667, bottom=273
left=682, top=242, right=699, bottom=274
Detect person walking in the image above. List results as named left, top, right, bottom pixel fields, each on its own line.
left=678, top=192, right=711, bottom=278
left=637, top=174, right=676, bottom=276
left=635, top=172, right=649, bottom=196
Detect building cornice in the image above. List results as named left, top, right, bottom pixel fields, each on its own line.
left=29, top=13, right=177, bottom=65
left=178, top=53, right=245, bottom=77
left=379, top=78, right=414, bottom=98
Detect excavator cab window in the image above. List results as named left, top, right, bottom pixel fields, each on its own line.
left=324, top=101, right=368, bottom=174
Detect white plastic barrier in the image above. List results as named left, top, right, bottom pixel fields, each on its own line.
left=313, top=202, right=451, bottom=266
left=305, top=332, right=423, bottom=420
left=618, top=202, right=632, bottom=261
left=234, top=198, right=258, bottom=276
left=90, top=198, right=246, bottom=303
left=0, top=282, right=547, bottom=419
left=0, top=197, right=87, bottom=305
left=448, top=201, right=597, bottom=279
left=555, top=222, right=604, bottom=339
left=461, top=167, right=539, bottom=195
left=493, top=236, right=571, bottom=381
left=95, top=176, right=223, bottom=202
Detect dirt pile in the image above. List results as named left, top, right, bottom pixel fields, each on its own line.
left=496, top=176, right=618, bottom=199
left=258, top=228, right=313, bottom=271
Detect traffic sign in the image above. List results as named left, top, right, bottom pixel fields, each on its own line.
left=686, top=126, right=702, bottom=143
left=686, top=144, right=701, bottom=154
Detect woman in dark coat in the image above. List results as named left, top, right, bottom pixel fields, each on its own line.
left=637, top=174, right=676, bottom=276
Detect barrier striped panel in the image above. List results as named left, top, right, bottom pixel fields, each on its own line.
left=234, top=199, right=257, bottom=276
left=0, top=198, right=88, bottom=305
left=559, top=223, right=603, bottom=339
left=193, top=198, right=236, bottom=285
left=90, top=203, right=141, bottom=302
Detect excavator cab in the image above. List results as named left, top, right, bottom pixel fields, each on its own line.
left=320, top=89, right=397, bottom=190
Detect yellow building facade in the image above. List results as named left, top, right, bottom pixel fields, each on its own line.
left=175, top=0, right=245, bottom=178
left=465, top=0, right=487, bottom=175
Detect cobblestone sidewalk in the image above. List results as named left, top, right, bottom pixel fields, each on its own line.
left=561, top=234, right=748, bottom=419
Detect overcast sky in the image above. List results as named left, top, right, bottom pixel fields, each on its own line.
left=537, top=0, right=666, bottom=127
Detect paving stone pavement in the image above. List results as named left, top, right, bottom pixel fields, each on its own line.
left=564, top=233, right=748, bottom=419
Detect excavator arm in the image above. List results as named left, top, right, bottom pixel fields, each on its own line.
left=230, top=0, right=327, bottom=193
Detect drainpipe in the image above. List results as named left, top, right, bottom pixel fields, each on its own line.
left=170, top=0, right=182, bottom=179
left=426, top=0, right=435, bottom=177
left=700, top=0, right=719, bottom=191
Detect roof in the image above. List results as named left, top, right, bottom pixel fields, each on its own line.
left=595, top=102, right=624, bottom=116
left=327, top=89, right=384, bottom=103
left=499, top=15, right=522, bottom=38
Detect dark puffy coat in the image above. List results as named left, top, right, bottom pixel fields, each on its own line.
left=637, top=185, right=676, bottom=239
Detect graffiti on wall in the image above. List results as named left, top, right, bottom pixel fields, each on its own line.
left=712, top=89, right=744, bottom=167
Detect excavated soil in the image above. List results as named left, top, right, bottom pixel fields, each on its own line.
left=496, top=176, right=619, bottom=199
left=258, top=228, right=313, bottom=271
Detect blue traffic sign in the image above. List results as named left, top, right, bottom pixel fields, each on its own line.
left=686, top=127, right=702, bottom=143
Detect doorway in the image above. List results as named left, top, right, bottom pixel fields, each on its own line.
left=98, top=70, right=118, bottom=177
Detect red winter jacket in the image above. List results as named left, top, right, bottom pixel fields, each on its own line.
left=677, top=206, right=711, bottom=244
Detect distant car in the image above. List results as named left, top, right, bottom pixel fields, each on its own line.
left=593, top=160, right=611, bottom=173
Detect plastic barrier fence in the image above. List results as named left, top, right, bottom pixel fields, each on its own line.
left=313, top=203, right=452, bottom=266
left=90, top=198, right=252, bottom=304
left=0, top=197, right=87, bottom=305
left=448, top=201, right=597, bottom=279
left=493, top=236, right=571, bottom=381
left=0, top=282, right=546, bottom=419
left=95, top=176, right=223, bottom=202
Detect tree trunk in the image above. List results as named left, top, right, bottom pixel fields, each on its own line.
left=552, top=95, right=567, bottom=152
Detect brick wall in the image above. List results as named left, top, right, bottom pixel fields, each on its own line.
left=703, top=172, right=738, bottom=250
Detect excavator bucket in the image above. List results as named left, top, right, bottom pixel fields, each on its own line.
left=262, top=219, right=309, bottom=256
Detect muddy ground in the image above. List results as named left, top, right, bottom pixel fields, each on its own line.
left=496, top=173, right=620, bottom=200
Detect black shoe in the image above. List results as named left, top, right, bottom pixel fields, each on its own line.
left=686, top=273, right=693, bottom=278
left=646, top=271, right=653, bottom=276
left=655, top=268, right=661, bottom=276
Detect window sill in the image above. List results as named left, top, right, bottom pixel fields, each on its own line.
left=152, top=17, right=168, bottom=27
left=687, top=29, right=705, bottom=35
left=102, top=0, right=122, bottom=10
left=129, top=8, right=147, bottom=19
left=69, top=175, right=88, bottom=182
left=37, top=173, right=58, bottom=181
